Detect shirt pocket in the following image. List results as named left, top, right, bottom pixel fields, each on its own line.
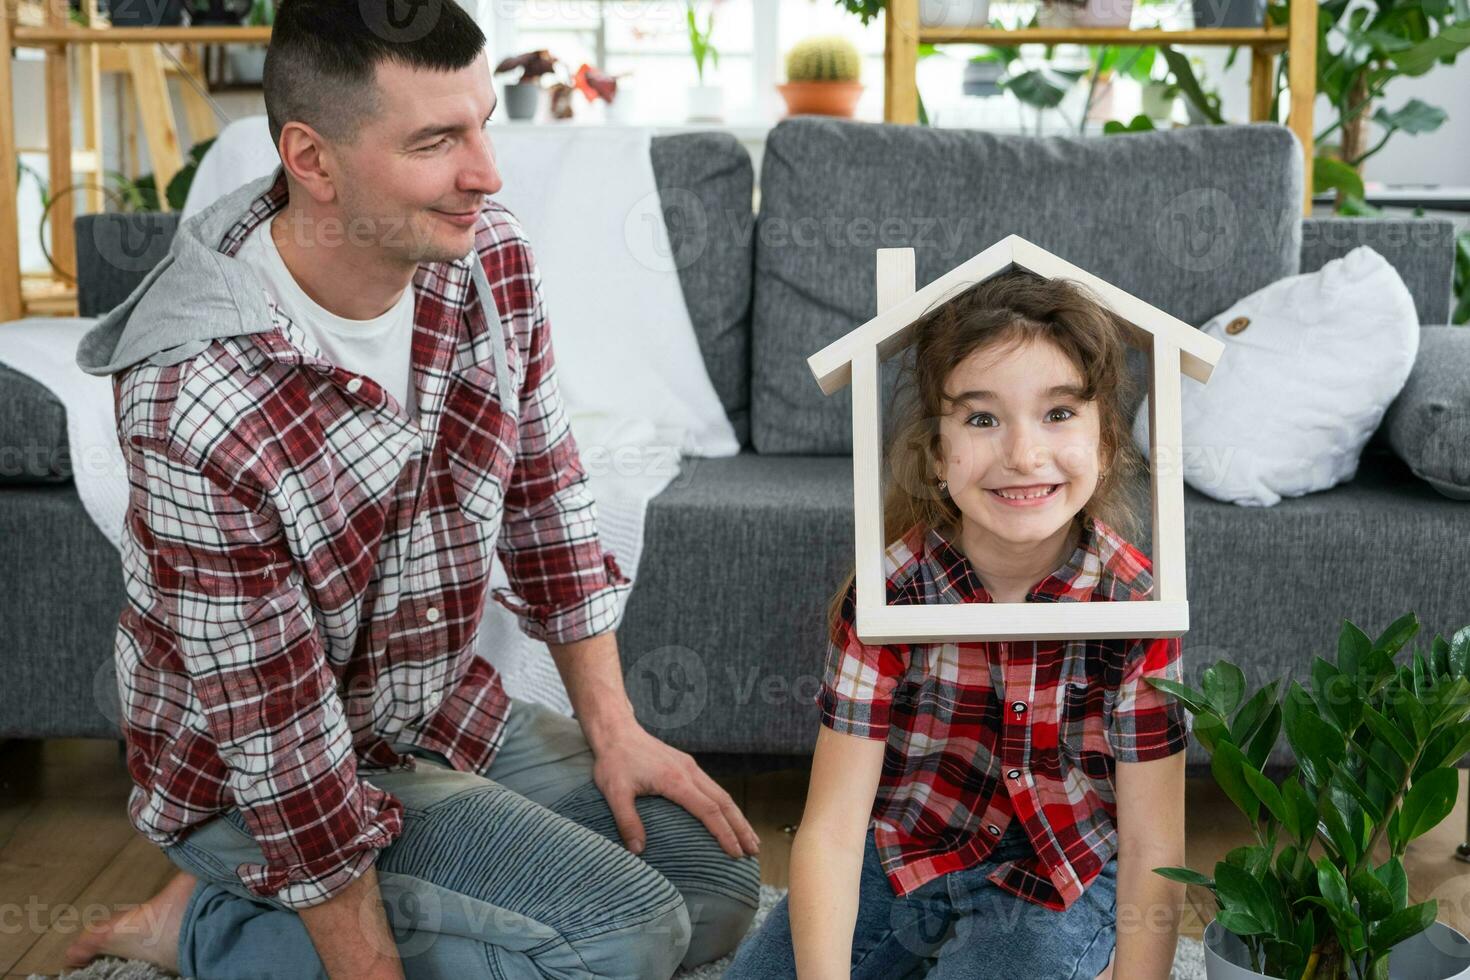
left=441, top=364, right=519, bottom=528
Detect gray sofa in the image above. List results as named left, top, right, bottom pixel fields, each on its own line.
left=3, top=119, right=1466, bottom=798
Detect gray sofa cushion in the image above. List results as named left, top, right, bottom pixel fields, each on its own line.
left=0, top=364, right=70, bottom=484
left=1384, top=325, right=1470, bottom=500
left=1300, top=217, right=1456, bottom=326
left=750, top=119, right=1305, bottom=455
left=651, top=132, right=756, bottom=448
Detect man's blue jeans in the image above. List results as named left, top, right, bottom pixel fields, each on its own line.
left=724, top=821, right=1117, bottom=979
left=160, top=698, right=760, bottom=979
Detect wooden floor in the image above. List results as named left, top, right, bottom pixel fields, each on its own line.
left=2, top=739, right=1467, bottom=979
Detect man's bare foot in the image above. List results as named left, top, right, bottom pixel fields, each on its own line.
left=62, top=870, right=198, bottom=974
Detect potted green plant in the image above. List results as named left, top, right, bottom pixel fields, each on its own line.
left=685, top=0, right=721, bottom=122
left=224, top=0, right=272, bottom=85
left=1147, top=613, right=1470, bottom=980
left=779, top=35, right=864, bottom=118
left=494, top=50, right=559, bottom=121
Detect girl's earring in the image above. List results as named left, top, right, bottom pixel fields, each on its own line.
left=937, top=479, right=948, bottom=494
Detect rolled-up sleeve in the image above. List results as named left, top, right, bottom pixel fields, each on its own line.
left=136, top=437, right=403, bottom=909
left=486, top=229, right=633, bottom=645
left=1108, top=636, right=1190, bottom=763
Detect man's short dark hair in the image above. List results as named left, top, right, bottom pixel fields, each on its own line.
left=264, top=0, right=486, bottom=150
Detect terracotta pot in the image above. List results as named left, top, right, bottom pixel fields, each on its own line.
left=777, top=81, right=864, bottom=118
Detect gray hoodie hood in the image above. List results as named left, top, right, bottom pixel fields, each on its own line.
left=75, top=171, right=285, bottom=377
left=73, top=170, right=511, bottom=409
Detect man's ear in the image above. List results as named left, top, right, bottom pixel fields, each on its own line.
left=278, top=121, right=338, bottom=206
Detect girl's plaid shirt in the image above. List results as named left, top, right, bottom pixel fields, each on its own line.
left=111, top=170, right=631, bottom=909
left=815, top=514, right=1188, bottom=911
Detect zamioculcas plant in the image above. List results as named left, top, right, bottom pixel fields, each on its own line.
left=1147, top=613, right=1470, bottom=980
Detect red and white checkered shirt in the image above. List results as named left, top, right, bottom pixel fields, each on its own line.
left=816, top=514, right=1188, bottom=910
left=111, top=169, right=631, bottom=908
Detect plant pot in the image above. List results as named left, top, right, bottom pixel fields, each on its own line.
left=686, top=84, right=724, bottom=123
left=225, top=45, right=267, bottom=84
left=503, top=82, right=542, bottom=121
left=920, top=0, right=991, bottom=27
left=963, top=59, right=1006, bottom=97
left=1191, top=0, right=1266, bottom=28
left=1141, top=80, right=1176, bottom=119
left=106, top=0, right=184, bottom=26
left=777, top=81, right=864, bottom=118
left=1036, top=0, right=1134, bottom=28
left=1204, top=919, right=1470, bottom=980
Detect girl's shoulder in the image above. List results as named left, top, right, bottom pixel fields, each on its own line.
left=1087, top=517, right=1156, bottom=603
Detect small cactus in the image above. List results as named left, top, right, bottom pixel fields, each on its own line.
left=785, top=35, right=861, bottom=83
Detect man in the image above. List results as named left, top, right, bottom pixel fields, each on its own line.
left=68, top=1, right=760, bottom=976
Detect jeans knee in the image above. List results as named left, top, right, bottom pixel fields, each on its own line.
left=681, top=881, right=760, bottom=968
left=679, top=852, right=758, bottom=969
left=612, top=894, right=692, bottom=980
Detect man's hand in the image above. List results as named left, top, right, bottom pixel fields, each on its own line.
left=547, top=631, right=761, bottom=861
left=588, top=717, right=761, bottom=860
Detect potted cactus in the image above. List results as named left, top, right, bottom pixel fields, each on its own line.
left=1148, top=613, right=1470, bottom=980
left=779, top=35, right=864, bottom=118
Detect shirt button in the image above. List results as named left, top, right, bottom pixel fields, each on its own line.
left=1011, top=701, right=1027, bottom=714
left=988, top=824, right=1001, bottom=835
left=427, top=691, right=442, bottom=708
left=425, top=606, right=441, bottom=623
left=1008, top=769, right=1021, bottom=780
left=346, top=377, right=363, bottom=394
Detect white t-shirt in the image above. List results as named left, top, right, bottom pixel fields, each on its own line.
left=235, top=214, right=417, bottom=417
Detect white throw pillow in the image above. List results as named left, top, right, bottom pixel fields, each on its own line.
left=1130, top=246, right=1419, bottom=507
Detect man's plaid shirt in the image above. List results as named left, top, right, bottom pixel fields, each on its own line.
left=816, top=514, right=1188, bottom=910
left=111, top=169, right=631, bottom=909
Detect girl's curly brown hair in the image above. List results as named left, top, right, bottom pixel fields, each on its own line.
left=826, top=267, right=1148, bottom=636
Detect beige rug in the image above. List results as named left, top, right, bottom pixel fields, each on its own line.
left=30, top=884, right=1208, bottom=979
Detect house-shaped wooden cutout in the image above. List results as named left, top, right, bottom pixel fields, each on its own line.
left=807, top=234, right=1225, bottom=645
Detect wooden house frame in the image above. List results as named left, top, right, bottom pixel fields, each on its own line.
left=807, top=235, right=1225, bottom=645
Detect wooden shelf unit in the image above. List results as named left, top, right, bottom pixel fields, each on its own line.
left=0, top=15, right=267, bottom=321
left=882, top=0, right=1318, bottom=214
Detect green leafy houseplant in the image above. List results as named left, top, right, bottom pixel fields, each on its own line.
left=1143, top=0, right=1470, bottom=321
left=1147, top=613, right=1470, bottom=980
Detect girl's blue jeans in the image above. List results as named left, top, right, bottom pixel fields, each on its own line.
left=724, top=821, right=1117, bottom=980
left=159, top=697, right=760, bottom=979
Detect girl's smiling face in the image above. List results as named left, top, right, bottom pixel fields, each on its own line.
left=934, top=336, right=1102, bottom=552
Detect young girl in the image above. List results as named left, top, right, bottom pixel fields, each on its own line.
left=726, top=268, right=1190, bottom=979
